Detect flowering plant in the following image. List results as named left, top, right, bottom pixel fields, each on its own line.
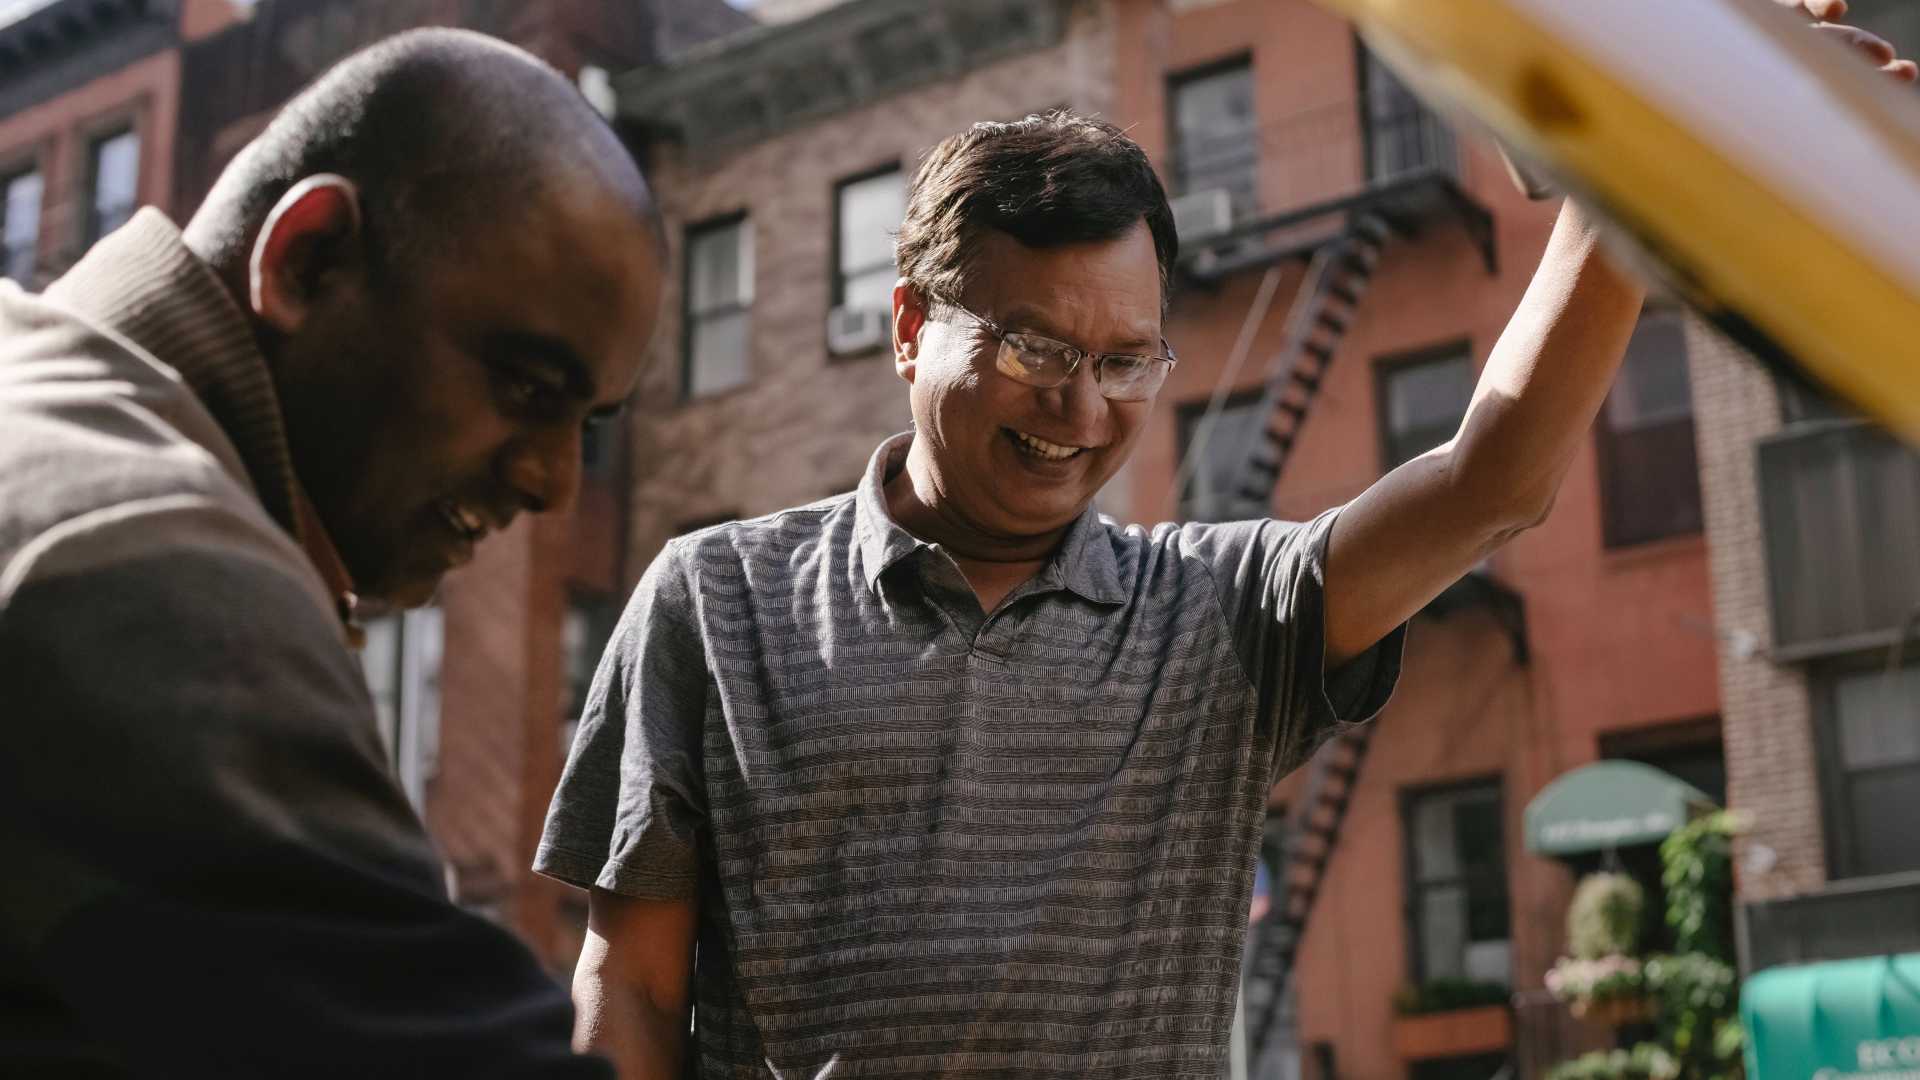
left=1546, top=953, right=1646, bottom=1004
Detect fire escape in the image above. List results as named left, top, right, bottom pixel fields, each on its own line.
left=1167, top=50, right=1523, bottom=1080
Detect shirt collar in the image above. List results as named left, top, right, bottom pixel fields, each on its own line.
left=852, top=432, right=1127, bottom=606
left=44, top=209, right=362, bottom=634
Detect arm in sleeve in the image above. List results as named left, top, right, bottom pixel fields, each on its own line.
left=1188, top=507, right=1408, bottom=779
left=0, top=526, right=609, bottom=1078
left=535, top=539, right=709, bottom=901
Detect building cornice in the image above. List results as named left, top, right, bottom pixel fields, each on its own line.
left=616, top=0, right=1075, bottom=153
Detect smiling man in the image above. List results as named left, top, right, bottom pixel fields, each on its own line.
left=0, top=29, right=659, bottom=1076
left=536, top=13, right=1905, bottom=1068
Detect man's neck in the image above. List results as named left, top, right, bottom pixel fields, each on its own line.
left=883, top=444, right=1072, bottom=612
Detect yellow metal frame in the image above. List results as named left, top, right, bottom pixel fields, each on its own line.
left=1318, top=0, right=1920, bottom=442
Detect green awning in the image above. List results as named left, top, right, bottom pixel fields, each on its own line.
left=1743, top=954, right=1920, bottom=1080
left=1523, top=761, right=1715, bottom=856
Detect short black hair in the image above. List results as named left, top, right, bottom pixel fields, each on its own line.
left=896, top=110, right=1178, bottom=314
left=188, top=28, right=660, bottom=280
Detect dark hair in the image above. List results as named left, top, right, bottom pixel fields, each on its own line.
left=896, top=110, right=1179, bottom=314
left=189, top=29, right=660, bottom=281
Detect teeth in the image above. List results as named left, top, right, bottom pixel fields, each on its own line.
left=1012, top=430, right=1082, bottom=461
left=440, top=501, right=486, bottom=540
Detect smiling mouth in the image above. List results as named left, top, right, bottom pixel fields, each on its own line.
left=1006, top=428, right=1087, bottom=462
left=436, top=499, right=491, bottom=544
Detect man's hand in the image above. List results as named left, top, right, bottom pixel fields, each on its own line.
left=1779, top=0, right=1920, bottom=81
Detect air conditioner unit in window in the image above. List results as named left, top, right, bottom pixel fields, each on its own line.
left=1169, top=188, right=1234, bottom=244
left=827, top=305, right=888, bottom=356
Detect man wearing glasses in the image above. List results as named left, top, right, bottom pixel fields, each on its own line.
left=535, top=111, right=1635, bottom=1076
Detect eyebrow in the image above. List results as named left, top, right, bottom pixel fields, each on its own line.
left=498, top=331, right=624, bottom=418
left=999, top=305, right=1159, bottom=354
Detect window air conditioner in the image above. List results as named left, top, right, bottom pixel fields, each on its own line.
left=827, top=305, right=888, bottom=356
left=1169, top=188, right=1234, bottom=244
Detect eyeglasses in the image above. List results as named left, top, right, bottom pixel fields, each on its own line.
left=935, top=298, right=1177, bottom=403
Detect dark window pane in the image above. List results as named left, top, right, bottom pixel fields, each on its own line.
left=1836, top=666, right=1920, bottom=771
left=1177, top=392, right=1267, bottom=520
left=1598, top=311, right=1702, bottom=546
left=1407, top=782, right=1510, bottom=984
left=1847, top=770, right=1920, bottom=877
left=1380, top=349, right=1473, bottom=471
left=1172, top=61, right=1257, bottom=211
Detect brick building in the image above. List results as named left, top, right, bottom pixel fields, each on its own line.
left=0, top=0, right=752, bottom=972
left=614, top=1, right=1729, bottom=1077
left=1678, top=0, right=1920, bottom=982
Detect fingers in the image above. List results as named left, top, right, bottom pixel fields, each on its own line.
left=1777, top=0, right=1850, bottom=20
left=1884, top=58, right=1920, bottom=83
left=1812, top=21, right=1899, bottom=65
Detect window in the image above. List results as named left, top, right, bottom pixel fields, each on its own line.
left=361, top=607, right=443, bottom=813
left=1597, top=309, right=1703, bottom=547
left=558, top=591, right=621, bottom=764
left=834, top=166, right=904, bottom=319
left=1176, top=390, right=1267, bottom=521
left=88, top=129, right=140, bottom=243
left=1819, top=662, right=1920, bottom=880
left=3, top=168, right=42, bottom=283
left=683, top=215, right=752, bottom=398
left=1170, top=58, right=1257, bottom=213
left=1361, top=44, right=1457, bottom=182
left=1377, top=345, right=1473, bottom=473
left=1405, top=781, right=1511, bottom=985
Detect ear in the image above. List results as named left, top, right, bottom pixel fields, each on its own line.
left=249, top=174, right=364, bottom=335
left=891, top=278, right=928, bottom=385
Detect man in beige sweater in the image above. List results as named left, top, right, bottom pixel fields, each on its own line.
left=0, top=29, right=660, bottom=1077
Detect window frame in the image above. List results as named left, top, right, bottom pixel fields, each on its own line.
left=84, top=125, right=142, bottom=245
left=680, top=211, right=753, bottom=401
left=1594, top=307, right=1703, bottom=549
left=1399, top=776, right=1512, bottom=986
left=1813, top=655, right=1920, bottom=882
left=1175, top=387, right=1267, bottom=521
left=1373, top=340, right=1475, bottom=475
left=1, top=156, right=44, bottom=284
left=830, top=160, right=905, bottom=320
left=1166, top=51, right=1258, bottom=205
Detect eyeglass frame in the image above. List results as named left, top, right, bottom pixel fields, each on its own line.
left=929, top=295, right=1179, bottom=402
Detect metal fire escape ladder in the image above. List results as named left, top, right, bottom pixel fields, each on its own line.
left=1245, top=726, right=1379, bottom=1063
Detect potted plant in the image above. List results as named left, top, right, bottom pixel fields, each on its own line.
left=1547, top=872, right=1653, bottom=1026
left=1545, top=1044, right=1680, bottom=1080
left=1390, top=978, right=1514, bottom=1061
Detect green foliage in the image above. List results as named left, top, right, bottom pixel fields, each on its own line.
left=1655, top=812, right=1747, bottom=1080
left=1545, top=1044, right=1680, bottom=1080
left=1391, top=977, right=1512, bottom=1016
left=1659, top=813, right=1739, bottom=964
left=1645, top=955, right=1743, bottom=1080
left=1569, top=872, right=1647, bottom=959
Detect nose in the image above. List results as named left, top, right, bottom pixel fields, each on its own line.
left=1038, top=356, right=1109, bottom=431
left=500, top=424, right=584, bottom=516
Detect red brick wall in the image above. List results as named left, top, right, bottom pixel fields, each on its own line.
left=0, top=48, right=180, bottom=281
left=1685, top=319, right=1826, bottom=899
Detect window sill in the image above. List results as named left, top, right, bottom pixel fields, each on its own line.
left=1599, top=530, right=1705, bottom=570
left=827, top=343, right=890, bottom=364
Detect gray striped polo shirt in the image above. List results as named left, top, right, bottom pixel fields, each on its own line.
left=536, top=433, right=1405, bottom=1078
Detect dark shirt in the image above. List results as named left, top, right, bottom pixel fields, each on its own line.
left=0, top=210, right=608, bottom=1078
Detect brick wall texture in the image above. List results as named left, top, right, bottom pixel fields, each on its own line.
left=1685, top=315, right=1827, bottom=900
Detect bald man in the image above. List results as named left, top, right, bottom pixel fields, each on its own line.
left=0, top=30, right=661, bottom=1076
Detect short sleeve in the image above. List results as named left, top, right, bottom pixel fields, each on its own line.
left=1187, top=505, right=1407, bottom=779
left=535, top=539, right=710, bottom=900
